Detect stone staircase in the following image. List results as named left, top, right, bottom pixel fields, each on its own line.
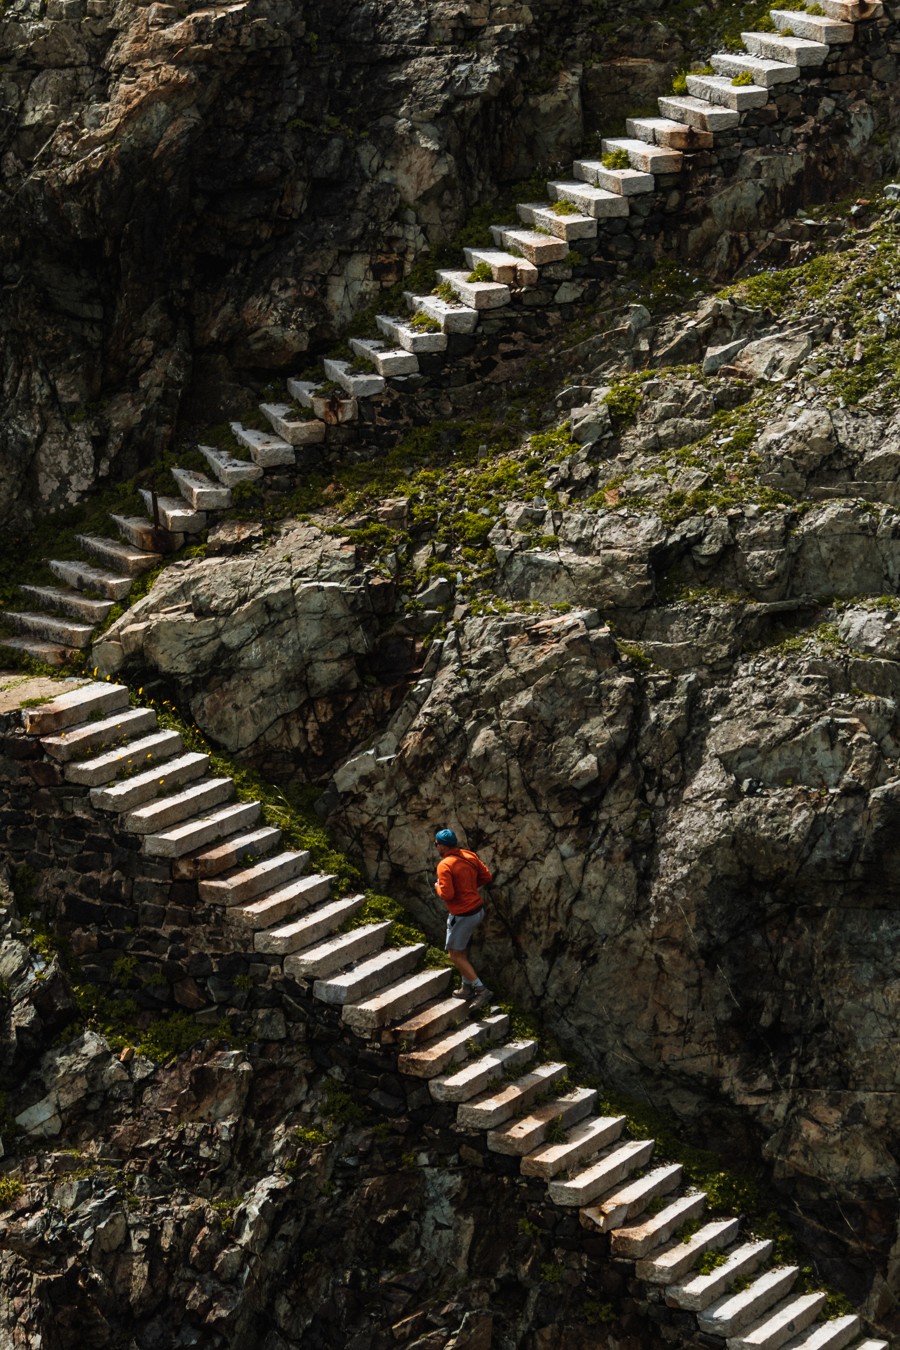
left=17, top=678, right=889, bottom=1350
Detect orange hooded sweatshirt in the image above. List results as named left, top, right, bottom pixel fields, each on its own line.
left=435, top=848, right=492, bottom=915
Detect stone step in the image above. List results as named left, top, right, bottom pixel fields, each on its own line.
left=521, top=1114, right=626, bottom=1180
left=548, top=1136, right=655, bottom=1207
left=123, top=776, right=233, bottom=834
left=322, top=357, right=386, bottom=399
left=463, top=247, right=539, bottom=287
left=398, top=1013, right=510, bottom=1079
left=230, top=422, right=295, bottom=468
left=0, top=636, right=73, bottom=666
left=601, top=137, right=683, bottom=174
left=668, top=1239, right=775, bottom=1312
left=283, top=379, right=359, bottom=424
left=281, top=917, right=388, bottom=978
left=850, top=1342, right=890, bottom=1350
left=435, top=269, right=511, bottom=310
left=198, top=445, right=264, bottom=486
left=728, top=1294, right=827, bottom=1350
left=572, top=160, right=655, bottom=195
left=547, top=179, right=630, bottom=218
left=48, top=558, right=133, bottom=602
left=626, top=115, right=714, bottom=151
left=430, top=1039, right=537, bottom=1103
left=198, top=849, right=310, bottom=905
left=697, top=1266, right=799, bottom=1337
left=170, top=466, right=233, bottom=511
left=611, top=1189, right=706, bottom=1259
left=781, top=1317, right=860, bottom=1350
left=75, top=534, right=161, bottom=576
left=172, top=824, right=282, bottom=881
left=686, top=73, right=769, bottom=111
left=143, top=799, right=261, bottom=859
left=741, top=31, right=829, bottom=65
left=657, top=95, right=740, bottom=131
left=770, top=8, right=854, bottom=42
left=821, top=0, right=882, bottom=17
left=108, top=514, right=176, bottom=554
left=259, top=402, right=327, bottom=446
left=581, top=1161, right=683, bottom=1231
left=64, top=729, right=183, bottom=787
left=138, top=490, right=206, bottom=534
left=456, top=1062, right=568, bottom=1131
left=710, top=51, right=801, bottom=87
left=487, top=1086, right=597, bottom=1156
left=374, top=315, right=449, bottom=355
left=230, top=872, right=334, bottom=933
left=489, top=226, right=568, bottom=265
left=387, top=996, right=470, bottom=1047
left=1, top=611, right=95, bottom=650
left=41, top=706, right=157, bottom=761
left=404, top=293, right=480, bottom=335
left=314, top=944, right=424, bottom=1006
left=19, top=585, right=114, bottom=625
left=23, top=680, right=129, bottom=736
left=254, top=893, right=366, bottom=956
left=90, top=751, right=211, bottom=812
left=348, top=337, right=419, bottom=376
left=516, top=201, right=597, bottom=241
left=342, top=966, right=454, bottom=1036
left=636, top=1216, right=740, bottom=1285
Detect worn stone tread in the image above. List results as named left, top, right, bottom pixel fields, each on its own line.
left=611, top=1189, right=706, bottom=1259
left=697, top=1266, right=799, bottom=1337
left=517, top=201, right=597, bottom=241
left=198, top=850, right=310, bottom=905
left=341, top=966, right=454, bottom=1035
left=279, top=915, right=385, bottom=975
left=487, top=1086, right=597, bottom=1156
left=19, top=585, right=113, bottom=625
left=254, top=893, right=366, bottom=956
left=170, top=466, right=232, bottom=510
left=198, top=445, right=264, bottom=485
left=48, top=559, right=134, bottom=601
left=91, top=751, right=211, bottom=813
left=0, top=636, right=72, bottom=666
left=668, top=1239, right=775, bottom=1312
left=398, top=1013, right=509, bottom=1079
left=314, top=944, right=424, bottom=1006
left=2, top=610, right=95, bottom=649
left=456, top=1062, right=567, bottom=1132
left=64, top=730, right=183, bottom=787
left=123, top=777, right=234, bottom=834
left=230, top=422, right=295, bottom=467
left=138, top=490, right=206, bottom=534
left=581, top=1161, right=683, bottom=1232
left=142, top=799, right=261, bottom=859
left=549, top=1136, right=655, bottom=1207
left=42, top=707, right=157, bottom=761
left=727, top=1293, right=827, bottom=1350
left=637, top=1216, right=740, bottom=1285
left=779, top=1319, right=860, bottom=1350
left=172, top=824, right=282, bottom=880
left=430, top=1039, right=537, bottom=1103
left=387, top=997, right=470, bottom=1047
left=75, top=534, right=161, bottom=575
left=230, top=872, right=333, bottom=932
left=23, top=681, right=128, bottom=736
left=521, top=1114, right=626, bottom=1180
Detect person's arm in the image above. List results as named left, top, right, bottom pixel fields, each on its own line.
left=435, top=857, right=456, bottom=901
left=475, top=857, right=493, bottom=888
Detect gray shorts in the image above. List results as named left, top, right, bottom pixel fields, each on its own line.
left=445, top=908, right=484, bottom=952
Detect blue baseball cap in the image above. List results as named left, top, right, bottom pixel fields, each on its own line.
left=435, top=828, right=458, bottom=846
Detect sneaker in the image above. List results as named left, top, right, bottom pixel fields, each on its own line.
left=468, top=986, right=494, bottom=1013
left=452, top=984, right=475, bottom=1001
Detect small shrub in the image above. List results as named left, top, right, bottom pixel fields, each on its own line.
left=602, top=148, right=631, bottom=170
left=433, top=281, right=457, bottom=304
left=672, top=72, right=688, bottom=95
left=409, top=312, right=441, bottom=333
left=466, top=261, right=494, bottom=283
left=696, top=1250, right=728, bottom=1276
left=0, top=1177, right=23, bottom=1209
left=731, top=71, right=755, bottom=86
left=551, top=199, right=579, bottom=216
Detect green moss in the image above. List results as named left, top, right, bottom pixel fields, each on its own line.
left=467, top=261, right=494, bottom=283
left=602, top=148, right=631, bottom=170
left=0, top=1177, right=24, bottom=1209
left=603, top=380, right=644, bottom=427
left=409, top=313, right=442, bottom=333
left=432, top=281, right=457, bottom=304
left=696, top=1250, right=728, bottom=1276
left=731, top=70, right=755, bottom=86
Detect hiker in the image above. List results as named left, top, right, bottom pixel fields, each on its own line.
left=433, top=828, right=494, bottom=1012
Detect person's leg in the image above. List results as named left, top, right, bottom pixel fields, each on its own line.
left=446, top=911, right=492, bottom=1008
left=448, top=946, right=479, bottom=984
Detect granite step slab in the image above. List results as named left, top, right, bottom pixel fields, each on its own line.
left=770, top=8, right=854, bottom=41
left=780, top=1317, right=860, bottom=1350
left=24, top=681, right=129, bottom=736
left=342, top=966, right=454, bottom=1036
left=348, top=337, right=419, bottom=376
left=254, top=893, right=366, bottom=956
left=0, top=636, right=72, bottom=666
left=374, top=315, right=449, bottom=354
left=107, top=514, right=177, bottom=554
left=170, top=467, right=232, bottom=511
left=398, top=1013, right=510, bottom=1079
left=230, top=872, right=333, bottom=932
left=430, top=1039, right=537, bottom=1103
left=172, top=824, right=282, bottom=881
left=548, top=1136, right=655, bottom=1207
left=435, top=269, right=511, bottom=310
left=386, top=997, right=470, bottom=1047
left=314, top=944, right=424, bottom=1006
left=281, top=918, right=387, bottom=977
left=580, top=1161, right=683, bottom=1231
left=41, top=706, right=157, bottom=761
left=230, top=423, right=295, bottom=468
left=667, top=1239, right=775, bottom=1311
left=625, top=115, right=714, bottom=151
left=322, top=358, right=386, bottom=399
left=259, top=402, right=327, bottom=446
left=697, top=1266, right=799, bottom=1337
left=656, top=95, right=740, bottom=131
left=463, top=247, right=539, bottom=287
left=843, top=1341, right=888, bottom=1350
left=710, top=51, right=800, bottom=86
left=198, top=850, right=310, bottom=905
left=741, top=31, right=829, bottom=65
left=138, top=490, right=206, bottom=534
left=821, top=0, right=882, bottom=16
left=611, top=1189, right=706, bottom=1259
left=19, top=585, right=113, bottom=625
left=489, top=226, right=568, bottom=265
left=572, top=160, right=655, bottom=195
left=728, top=1293, right=827, bottom=1350
left=75, top=534, right=161, bottom=576
left=90, top=751, right=210, bottom=812
left=64, top=729, right=183, bottom=787
left=521, top=1114, right=626, bottom=1180
left=123, top=777, right=234, bottom=834
left=198, top=445, right=264, bottom=486
left=2, top=611, right=95, bottom=650
left=636, top=1216, right=740, bottom=1285
left=516, top=202, right=597, bottom=241
left=686, top=73, right=769, bottom=111
left=143, top=799, right=261, bottom=859
left=487, top=1086, right=597, bottom=1156
left=405, top=293, right=480, bottom=335
left=601, top=137, right=683, bottom=174
left=546, top=180, right=630, bottom=217
left=48, top=559, right=133, bottom=601
left=456, top=1063, right=568, bottom=1131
